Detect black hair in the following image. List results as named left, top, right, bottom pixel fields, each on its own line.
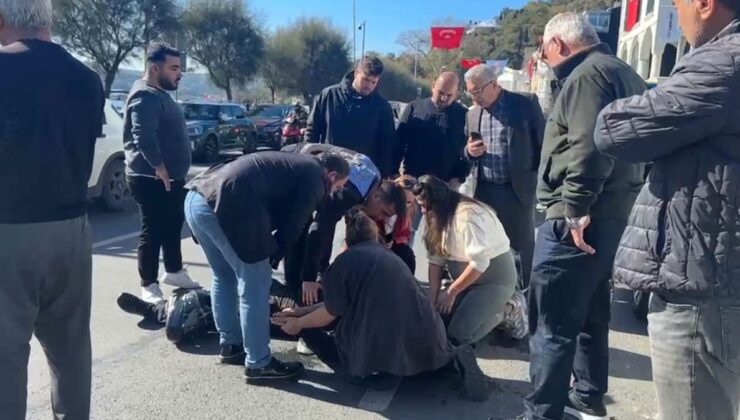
left=356, top=55, right=384, bottom=77
left=317, top=152, right=350, bottom=179
left=718, top=0, right=740, bottom=15
left=379, top=180, right=407, bottom=222
left=345, top=207, right=381, bottom=247
left=146, top=42, right=181, bottom=65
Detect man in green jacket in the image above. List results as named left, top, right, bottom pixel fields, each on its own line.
left=521, top=13, right=646, bottom=420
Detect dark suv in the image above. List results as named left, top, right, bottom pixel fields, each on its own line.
left=181, top=101, right=260, bottom=162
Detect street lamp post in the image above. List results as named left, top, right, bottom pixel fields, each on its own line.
left=352, top=0, right=356, bottom=63
left=359, top=21, right=366, bottom=58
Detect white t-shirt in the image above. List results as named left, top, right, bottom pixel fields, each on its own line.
left=427, top=202, right=510, bottom=272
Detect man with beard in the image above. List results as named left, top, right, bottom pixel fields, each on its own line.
left=304, top=55, right=397, bottom=178
left=124, top=43, right=200, bottom=304
left=395, top=72, right=470, bottom=243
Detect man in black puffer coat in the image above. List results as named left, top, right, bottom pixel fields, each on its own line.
left=595, top=3, right=740, bottom=419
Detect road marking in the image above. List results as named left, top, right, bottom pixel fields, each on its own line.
left=93, top=232, right=140, bottom=249
left=357, top=377, right=401, bottom=412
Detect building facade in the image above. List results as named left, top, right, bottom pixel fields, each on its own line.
left=616, top=0, right=690, bottom=81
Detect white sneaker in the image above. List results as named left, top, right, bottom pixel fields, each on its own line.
left=160, top=268, right=201, bottom=289
left=141, top=283, right=165, bottom=304
left=296, top=338, right=314, bottom=356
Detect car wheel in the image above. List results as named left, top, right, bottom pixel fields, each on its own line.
left=100, top=159, right=131, bottom=212
left=632, top=290, right=650, bottom=321
left=203, top=135, right=220, bottom=162
left=243, top=132, right=258, bottom=155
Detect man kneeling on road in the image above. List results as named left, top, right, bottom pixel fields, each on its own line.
left=272, top=208, right=489, bottom=401
left=184, top=150, right=350, bottom=383
left=282, top=143, right=407, bottom=306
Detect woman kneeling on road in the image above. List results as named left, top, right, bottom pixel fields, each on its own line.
left=271, top=208, right=489, bottom=401
left=414, top=175, right=520, bottom=346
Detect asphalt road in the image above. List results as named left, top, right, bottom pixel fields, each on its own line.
left=26, top=160, right=658, bottom=420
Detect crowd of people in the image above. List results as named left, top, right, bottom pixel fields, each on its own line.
left=1, top=0, right=739, bottom=419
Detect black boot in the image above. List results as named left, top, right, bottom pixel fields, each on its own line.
left=454, top=344, right=489, bottom=402
left=244, top=357, right=304, bottom=383
left=219, top=344, right=246, bottom=366
left=117, top=293, right=153, bottom=317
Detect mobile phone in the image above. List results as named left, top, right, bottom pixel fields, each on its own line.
left=470, top=131, right=483, bottom=141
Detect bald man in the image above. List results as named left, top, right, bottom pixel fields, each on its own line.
left=395, top=72, right=470, bottom=186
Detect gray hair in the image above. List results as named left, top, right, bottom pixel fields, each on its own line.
left=464, top=64, right=502, bottom=84
left=543, top=12, right=600, bottom=48
left=0, top=0, right=52, bottom=31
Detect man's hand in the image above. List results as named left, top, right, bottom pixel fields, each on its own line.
left=270, top=316, right=303, bottom=336
left=302, top=281, right=322, bottom=305
left=436, top=289, right=457, bottom=315
left=273, top=307, right=307, bottom=318
left=466, top=137, right=486, bottom=158
left=154, top=164, right=171, bottom=192
left=568, top=215, right=596, bottom=255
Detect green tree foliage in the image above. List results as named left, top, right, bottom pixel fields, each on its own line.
left=376, top=55, right=431, bottom=102
left=181, top=0, right=265, bottom=101
left=54, top=0, right=179, bottom=96
left=267, top=18, right=351, bottom=104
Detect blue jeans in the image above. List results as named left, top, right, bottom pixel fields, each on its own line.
left=648, top=293, right=740, bottom=420
left=525, top=218, right=625, bottom=419
left=184, top=191, right=272, bottom=369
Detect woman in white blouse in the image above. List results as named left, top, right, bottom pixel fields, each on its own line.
left=413, top=175, right=518, bottom=345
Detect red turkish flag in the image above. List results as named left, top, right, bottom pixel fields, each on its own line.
left=431, top=27, right=465, bottom=49
left=461, top=58, right=483, bottom=69
left=626, top=0, right=640, bottom=31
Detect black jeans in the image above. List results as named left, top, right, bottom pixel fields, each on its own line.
left=525, top=218, right=625, bottom=420
left=128, top=176, right=187, bottom=286
left=476, top=182, right=535, bottom=289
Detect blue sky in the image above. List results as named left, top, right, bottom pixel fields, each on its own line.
left=250, top=0, right=530, bottom=55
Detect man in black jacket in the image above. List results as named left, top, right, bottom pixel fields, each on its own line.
left=464, top=64, right=545, bottom=289
left=281, top=143, right=405, bottom=306
left=304, top=56, right=397, bottom=178
left=184, top=151, right=349, bottom=383
left=595, top=1, right=740, bottom=418
left=0, top=1, right=104, bottom=418
left=396, top=72, right=469, bottom=243
left=522, top=13, right=646, bottom=420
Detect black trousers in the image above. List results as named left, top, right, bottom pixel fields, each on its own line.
left=475, top=181, right=535, bottom=289
left=128, top=176, right=187, bottom=286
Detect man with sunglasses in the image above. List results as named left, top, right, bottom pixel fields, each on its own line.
left=463, top=64, right=546, bottom=290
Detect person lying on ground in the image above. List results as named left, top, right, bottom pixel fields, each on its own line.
left=370, top=179, right=416, bottom=274
left=272, top=208, right=490, bottom=401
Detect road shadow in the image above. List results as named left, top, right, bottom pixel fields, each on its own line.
left=475, top=335, right=530, bottom=362
left=176, top=333, right=221, bottom=356
left=610, top=288, right=649, bottom=337
left=608, top=347, right=653, bottom=382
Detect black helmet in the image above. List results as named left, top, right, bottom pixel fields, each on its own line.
left=165, top=288, right=215, bottom=344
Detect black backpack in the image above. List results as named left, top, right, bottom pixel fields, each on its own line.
left=165, top=289, right=216, bottom=344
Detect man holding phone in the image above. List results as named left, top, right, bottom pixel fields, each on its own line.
left=464, top=64, right=545, bottom=289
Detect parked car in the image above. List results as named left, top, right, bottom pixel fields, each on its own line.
left=181, top=101, right=260, bottom=162
left=88, top=100, right=130, bottom=211
left=248, top=104, right=293, bottom=148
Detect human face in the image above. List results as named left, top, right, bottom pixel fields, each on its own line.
left=153, top=55, right=183, bottom=91
left=431, top=79, right=458, bottom=109
left=673, top=0, right=715, bottom=47
left=541, top=36, right=569, bottom=68
left=352, top=69, right=380, bottom=96
left=466, top=79, right=500, bottom=108
left=327, top=173, right=348, bottom=195
left=364, top=188, right=396, bottom=219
